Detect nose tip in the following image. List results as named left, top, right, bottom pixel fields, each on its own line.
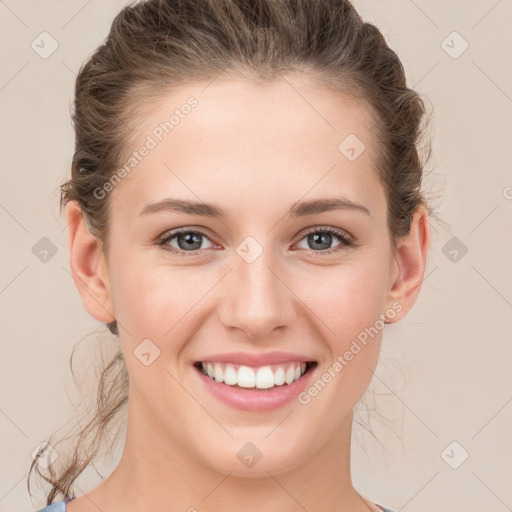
left=217, top=260, right=295, bottom=341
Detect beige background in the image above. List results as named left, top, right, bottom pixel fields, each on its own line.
left=1, top=1, right=511, bottom=511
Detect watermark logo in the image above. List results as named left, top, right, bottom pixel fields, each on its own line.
left=237, top=442, right=263, bottom=468
left=442, top=236, right=468, bottom=263
left=441, top=31, right=469, bottom=60
left=134, top=338, right=161, bottom=366
left=338, top=133, right=366, bottom=162
left=441, top=441, right=469, bottom=469
left=32, top=237, right=58, bottom=263
left=31, top=31, right=59, bottom=59
left=236, top=236, right=264, bottom=264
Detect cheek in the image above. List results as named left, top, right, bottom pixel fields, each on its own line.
left=304, top=258, right=389, bottom=336
left=112, top=266, right=198, bottom=388
left=111, top=258, right=218, bottom=359
left=301, top=259, right=389, bottom=388
left=116, top=267, right=194, bottom=332
left=289, top=263, right=389, bottom=422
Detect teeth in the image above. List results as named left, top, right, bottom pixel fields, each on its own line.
left=285, top=365, right=295, bottom=384
left=238, top=365, right=256, bottom=388
left=255, top=366, right=274, bottom=389
left=201, top=362, right=309, bottom=389
left=274, top=366, right=285, bottom=386
left=214, top=363, right=223, bottom=382
left=223, top=364, right=238, bottom=385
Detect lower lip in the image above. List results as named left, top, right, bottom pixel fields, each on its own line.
left=194, top=364, right=317, bottom=412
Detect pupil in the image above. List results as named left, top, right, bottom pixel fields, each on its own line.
left=310, top=233, right=331, bottom=250
left=178, top=232, right=201, bottom=250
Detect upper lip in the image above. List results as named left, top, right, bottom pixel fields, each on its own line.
left=195, top=351, right=317, bottom=367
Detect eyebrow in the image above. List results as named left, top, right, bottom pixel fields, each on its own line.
left=139, top=196, right=371, bottom=218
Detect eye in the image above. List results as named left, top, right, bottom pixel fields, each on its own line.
left=158, top=228, right=218, bottom=255
left=157, top=226, right=355, bottom=257
left=294, top=227, right=354, bottom=254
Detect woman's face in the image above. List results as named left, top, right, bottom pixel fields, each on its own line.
left=94, top=74, right=408, bottom=475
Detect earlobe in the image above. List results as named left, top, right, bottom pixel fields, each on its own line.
left=386, top=206, right=431, bottom=323
left=65, top=201, right=115, bottom=324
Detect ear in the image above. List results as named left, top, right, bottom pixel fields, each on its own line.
left=65, top=201, right=115, bottom=324
left=385, top=205, right=431, bottom=323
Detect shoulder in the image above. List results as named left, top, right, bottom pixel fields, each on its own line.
left=34, top=499, right=68, bottom=512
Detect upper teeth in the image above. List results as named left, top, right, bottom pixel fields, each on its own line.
left=201, top=362, right=308, bottom=389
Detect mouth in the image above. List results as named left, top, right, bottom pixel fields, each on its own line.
left=193, top=360, right=318, bottom=391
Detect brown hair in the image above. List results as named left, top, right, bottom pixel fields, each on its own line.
left=28, top=0, right=437, bottom=505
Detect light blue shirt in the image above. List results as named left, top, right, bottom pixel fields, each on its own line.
left=35, top=499, right=68, bottom=512
left=35, top=497, right=397, bottom=512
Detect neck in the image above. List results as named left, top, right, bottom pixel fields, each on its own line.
left=87, top=396, right=377, bottom=512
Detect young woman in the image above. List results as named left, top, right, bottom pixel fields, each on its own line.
left=29, top=1, right=432, bottom=511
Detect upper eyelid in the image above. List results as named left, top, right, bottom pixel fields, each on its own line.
left=296, top=225, right=352, bottom=240
left=159, top=227, right=218, bottom=244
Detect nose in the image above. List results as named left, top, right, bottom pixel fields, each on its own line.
left=217, top=249, right=296, bottom=341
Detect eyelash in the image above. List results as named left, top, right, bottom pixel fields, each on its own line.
left=157, top=226, right=355, bottom=257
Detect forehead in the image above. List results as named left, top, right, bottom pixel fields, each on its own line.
left=110, top=74, right=386, bottom=221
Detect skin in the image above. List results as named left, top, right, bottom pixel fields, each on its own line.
left=65, top=73, right=430, bottom=512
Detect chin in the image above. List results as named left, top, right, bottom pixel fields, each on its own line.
left=200, top=443, right=303, bottom=478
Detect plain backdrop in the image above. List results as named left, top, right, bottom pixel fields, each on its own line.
left=1, top=1, right=511, bottom=511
